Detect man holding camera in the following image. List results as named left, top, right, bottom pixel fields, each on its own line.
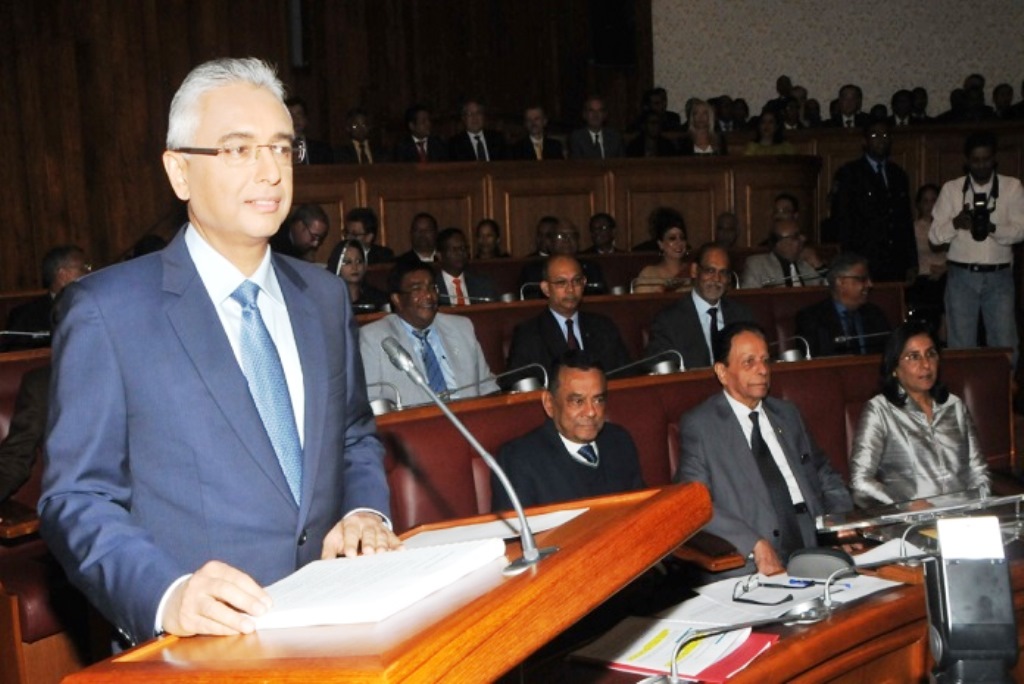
left=930, top=131, right=1024, bottom=365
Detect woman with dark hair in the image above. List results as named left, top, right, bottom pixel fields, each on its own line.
left=333, top=239, right=389, bottom=312
left=743, top=108, right=795, bottom=156
left=632, top=207, right=690, bottom=293
left=849, top=321, right=988, bottom=507
left=473, top=219, right=509, bottom=259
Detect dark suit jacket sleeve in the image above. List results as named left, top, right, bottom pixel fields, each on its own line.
left=0, top=366, right=48, bottom=501
left=492, top=437, right=535, bottom=511
left=643, top=307, right=678, bottom=359
left=506, top=317, right=549, bottom=371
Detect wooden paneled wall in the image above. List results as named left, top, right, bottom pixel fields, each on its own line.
left=0, top=0, right=653, bottom=291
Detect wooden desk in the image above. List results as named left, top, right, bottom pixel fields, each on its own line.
left=66, top=484, right=711, bottom=683
left=0, top=500, right=39, bottom=539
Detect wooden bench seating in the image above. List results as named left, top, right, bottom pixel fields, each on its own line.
left=375, top=349, right=1014, bottom=534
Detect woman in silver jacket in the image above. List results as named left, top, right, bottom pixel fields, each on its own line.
left=849, top=321, right=989, bottom=508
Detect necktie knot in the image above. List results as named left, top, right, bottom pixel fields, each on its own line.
left=231, top=280, right=261, bottom=310
left=578, top=443, right=598, bottom=466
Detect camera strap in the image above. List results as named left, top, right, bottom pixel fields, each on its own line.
left=962, top=173, right=999, bottom=211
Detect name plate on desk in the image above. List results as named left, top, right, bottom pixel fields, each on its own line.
left=817, top=490, right=1024, bottom=533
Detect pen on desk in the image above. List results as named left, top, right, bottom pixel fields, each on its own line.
left=761, top=579, right=854, bottom=589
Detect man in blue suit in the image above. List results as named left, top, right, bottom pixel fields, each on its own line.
left=39, top=58, right=398, bottom=647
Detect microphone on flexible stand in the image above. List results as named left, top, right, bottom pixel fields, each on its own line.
left=605, top=350, right=686, bottom=378
left=437, top=293, right=496, bottom=305
left=833, top=330, right=891, bottom=348
left=365, top=381, right=402, bottom=415
left=440, top=363, right=549, bottom=400
left=0, top=331, right=50, bottom=339
left=519, top=282, right=542, bottom=300
left=381, top=337, right=558, bottom=575
left=769, top=335, right=813, bottom=362
left=758, top=267, right=828, bottom=288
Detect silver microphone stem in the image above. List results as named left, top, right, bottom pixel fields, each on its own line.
left=440, top=362, right=549, bottom=400
left=366, top=381, right=402, bottom=410
left=0, top=331, right=51, bottom=339
left=519, top=282, right=541, bottom=300
left=380, top=337, right=557, bottom=575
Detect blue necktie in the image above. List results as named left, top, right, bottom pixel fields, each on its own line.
left=578, top=444, right=599, bottom=466
left=231, top=280, right=303, bottom=504
left=413, top=328, right=448, bottom=394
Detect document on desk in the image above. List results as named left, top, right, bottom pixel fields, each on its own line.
left=254, top=537, right=506, bottom=629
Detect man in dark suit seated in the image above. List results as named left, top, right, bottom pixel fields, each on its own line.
left=796, top=252, right=891, bottom=358
left=492, top=350, right=645, bottom=511
left=580, top=213, right=623, bottom=255
left=645, top=244, right=754, bottom=370
left=269, top=203, right=329, bottom=263
left=568, top=96, right=625, bottom=159
left=326, top=207, right=394, bottom=273
left=0, top=366, right=49, bottom=504
left=676, top=322, right=853, bottom=577
left=4, top=245, right=90, bottom=350
left=434, top=227, right=497, bottom=306
left=509, top=105, right=564, bottom=160
left=448, top=99, right=507, bottom=162
left=334, top=108, right=388, bottom=165
left=392, top=104, right=449, bottom=163
left=517, top=219, right=606, bottom=298
left=507, top=255, right=630, bottom=375
left=395, top=212, right=439, bottom=266
left=825, top=84, right=870, bottom=129
left=285, top=96, right=333, bottom=164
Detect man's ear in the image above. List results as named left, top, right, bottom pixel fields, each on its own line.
left=539, top=281, right=551, bottom=299
left=162, top=151, right=190, bottom=201
left=389, top=292, right=401, bottom=311
left=689, top=261, right=700, bottom=279
left=541, top=390, right=555, bottom=418
left=712, top=361, right=727, bottom=386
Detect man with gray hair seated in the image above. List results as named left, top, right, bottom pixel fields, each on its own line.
left=795, top=252, right=891, bottom=357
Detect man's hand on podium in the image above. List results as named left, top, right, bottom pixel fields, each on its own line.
left=162, top=560, right=271, bottom=637
left=322, top=511, right=403, bottom=559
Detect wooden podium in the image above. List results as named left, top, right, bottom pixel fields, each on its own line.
left=65, top=483, right=711, bottom=683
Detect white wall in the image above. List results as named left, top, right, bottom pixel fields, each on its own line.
left=652, top=0, right=1024, bottom=116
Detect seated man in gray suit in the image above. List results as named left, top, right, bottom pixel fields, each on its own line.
left=434, top=227, right=498, bottom=305
left=569, top=96, right=625, bottom=159
left=740, top=219, right=826, bottom=288
left=360, top=260, right=498, bottom=407
left=492, top=350, right=645, bottom=510
left=676, top=322, right=853, bottom=577
left=507, top=254, right=631, bottom=376
left=645, top=244, right=754, bottom=369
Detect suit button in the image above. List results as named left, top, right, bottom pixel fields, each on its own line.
left=298, top=529, right=308, bottom=546
left=772, top=529, right=780, bottom=537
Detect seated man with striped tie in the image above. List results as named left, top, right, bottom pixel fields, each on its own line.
left=491, top=351, right=645, bottom=511
left=359, top=260, right=498, bottom=407
left=795, top=252, right=891, bottom=358
left=739, top=219, right=825, bottom=288
left=676, top=323, right=853, bottom=577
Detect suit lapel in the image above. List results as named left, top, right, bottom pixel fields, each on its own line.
left=680, top=296, right=711, bottom=367
left=540, top=310, right=569, bottom=358
left=762, top=399, right=814, bottom=500
left=161, top=235, right=297, bottom=507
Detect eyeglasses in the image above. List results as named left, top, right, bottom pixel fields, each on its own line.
left=547, top=276, right=586, bottom=289
left=732, top=574, right=794, bottom=606
left=553, top=232, right=579, bottom=241
left=868, top=132, right=890, bottom=140
left=902, top=348, right=939, bottom=364
left=298, top=222, right=328, bottom=243
left=173, top=139, right=307, bottom=167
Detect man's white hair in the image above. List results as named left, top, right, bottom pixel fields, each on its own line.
left=166, top=57, right=286, bottom=149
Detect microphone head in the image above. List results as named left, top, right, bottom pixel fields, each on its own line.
left=382, top=336, right=416, bottom=373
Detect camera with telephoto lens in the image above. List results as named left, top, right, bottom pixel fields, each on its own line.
left=968, top=193, right=994, bottom=242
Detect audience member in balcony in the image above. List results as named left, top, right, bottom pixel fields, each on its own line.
left=906, top=184, right=946, bottom=334
left=518, top=219, right=606, bottom=298
left=285, top=96, right=333, bottom=164
left=1010, top=81, right=1024, bottom=118
left=714, top=212, right=739, bottom=250
left=849, top=321, right=989, bottom=508
left=795, top=252, right=891, bottom=357
left=910, top=87, right=931, bottom=124
left=359, top=260, right=498, bottom=407
left=393, top=104, right=449, bottom=163
left=712, top=95, right=737, bottom=133
left=510, top=105, right=565, bottom=160
left=934, top=88, right=967, bottom=124
left=270, top=203, right=329, bottom=262
left=782, top=97, right=804, bottom=131
left=626, top=110, right=677, bottom=158
left=732, top=98, right=752, bottom=130
left=4, top=245, right=90, bottom=350
left=0, top=366, right=49, bottom=505
left=633, top=207, right=691, bottom=294
left=831, top=121, right=916, bottom=283
left=676, top=322, right=853, bottom=576
left=394, top=212, right=439, bottom=266
left=645, top=244, right=754, bottom=369
left=803, top=98, right=823, bottom=128
left=889, top=89, right=914, bottom=127
left=740, top=219, right=825, bottom=289
left=869, top=104, right=888, bottom=122
left=743, top=108, right=794, bottom=156
left=434, top=227, right=497, bottom=306
left=333, top=239, right=388, bottom=313
left=679, top=100, right=727, bottom=156
left=526, top=215, right=558, bottom=258
left=764, top=74, right=794, bottom=116
left=326, top=208, right=392, bottom=274
left=634, top=86, right=683, bottom=132
left=569, top=96, right=625, bottom=160
left=335, top=108, right=387, bottom=165
left=473, top=218, right=509, bottom=259
left=826, top=84, right=869, bottom=129
left=993, top=83, right=1015, bottom=120
left=929, top=131, right=1024, bottom=367
left=449, top=98, right=507, bottom=162
left=581, top=212, right=623, bottom=255
left=492, top=350, right=644, bottom=511
left=507, top=255, right=630, bottom=376
left=41, top=59, right=397, bottom=646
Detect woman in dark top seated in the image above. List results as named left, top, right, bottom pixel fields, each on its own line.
left=849, top=321, right=989, bottom=508
left=334, top=239, right=389, bottom=313
left=473, top=218, right=509, bottom=259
